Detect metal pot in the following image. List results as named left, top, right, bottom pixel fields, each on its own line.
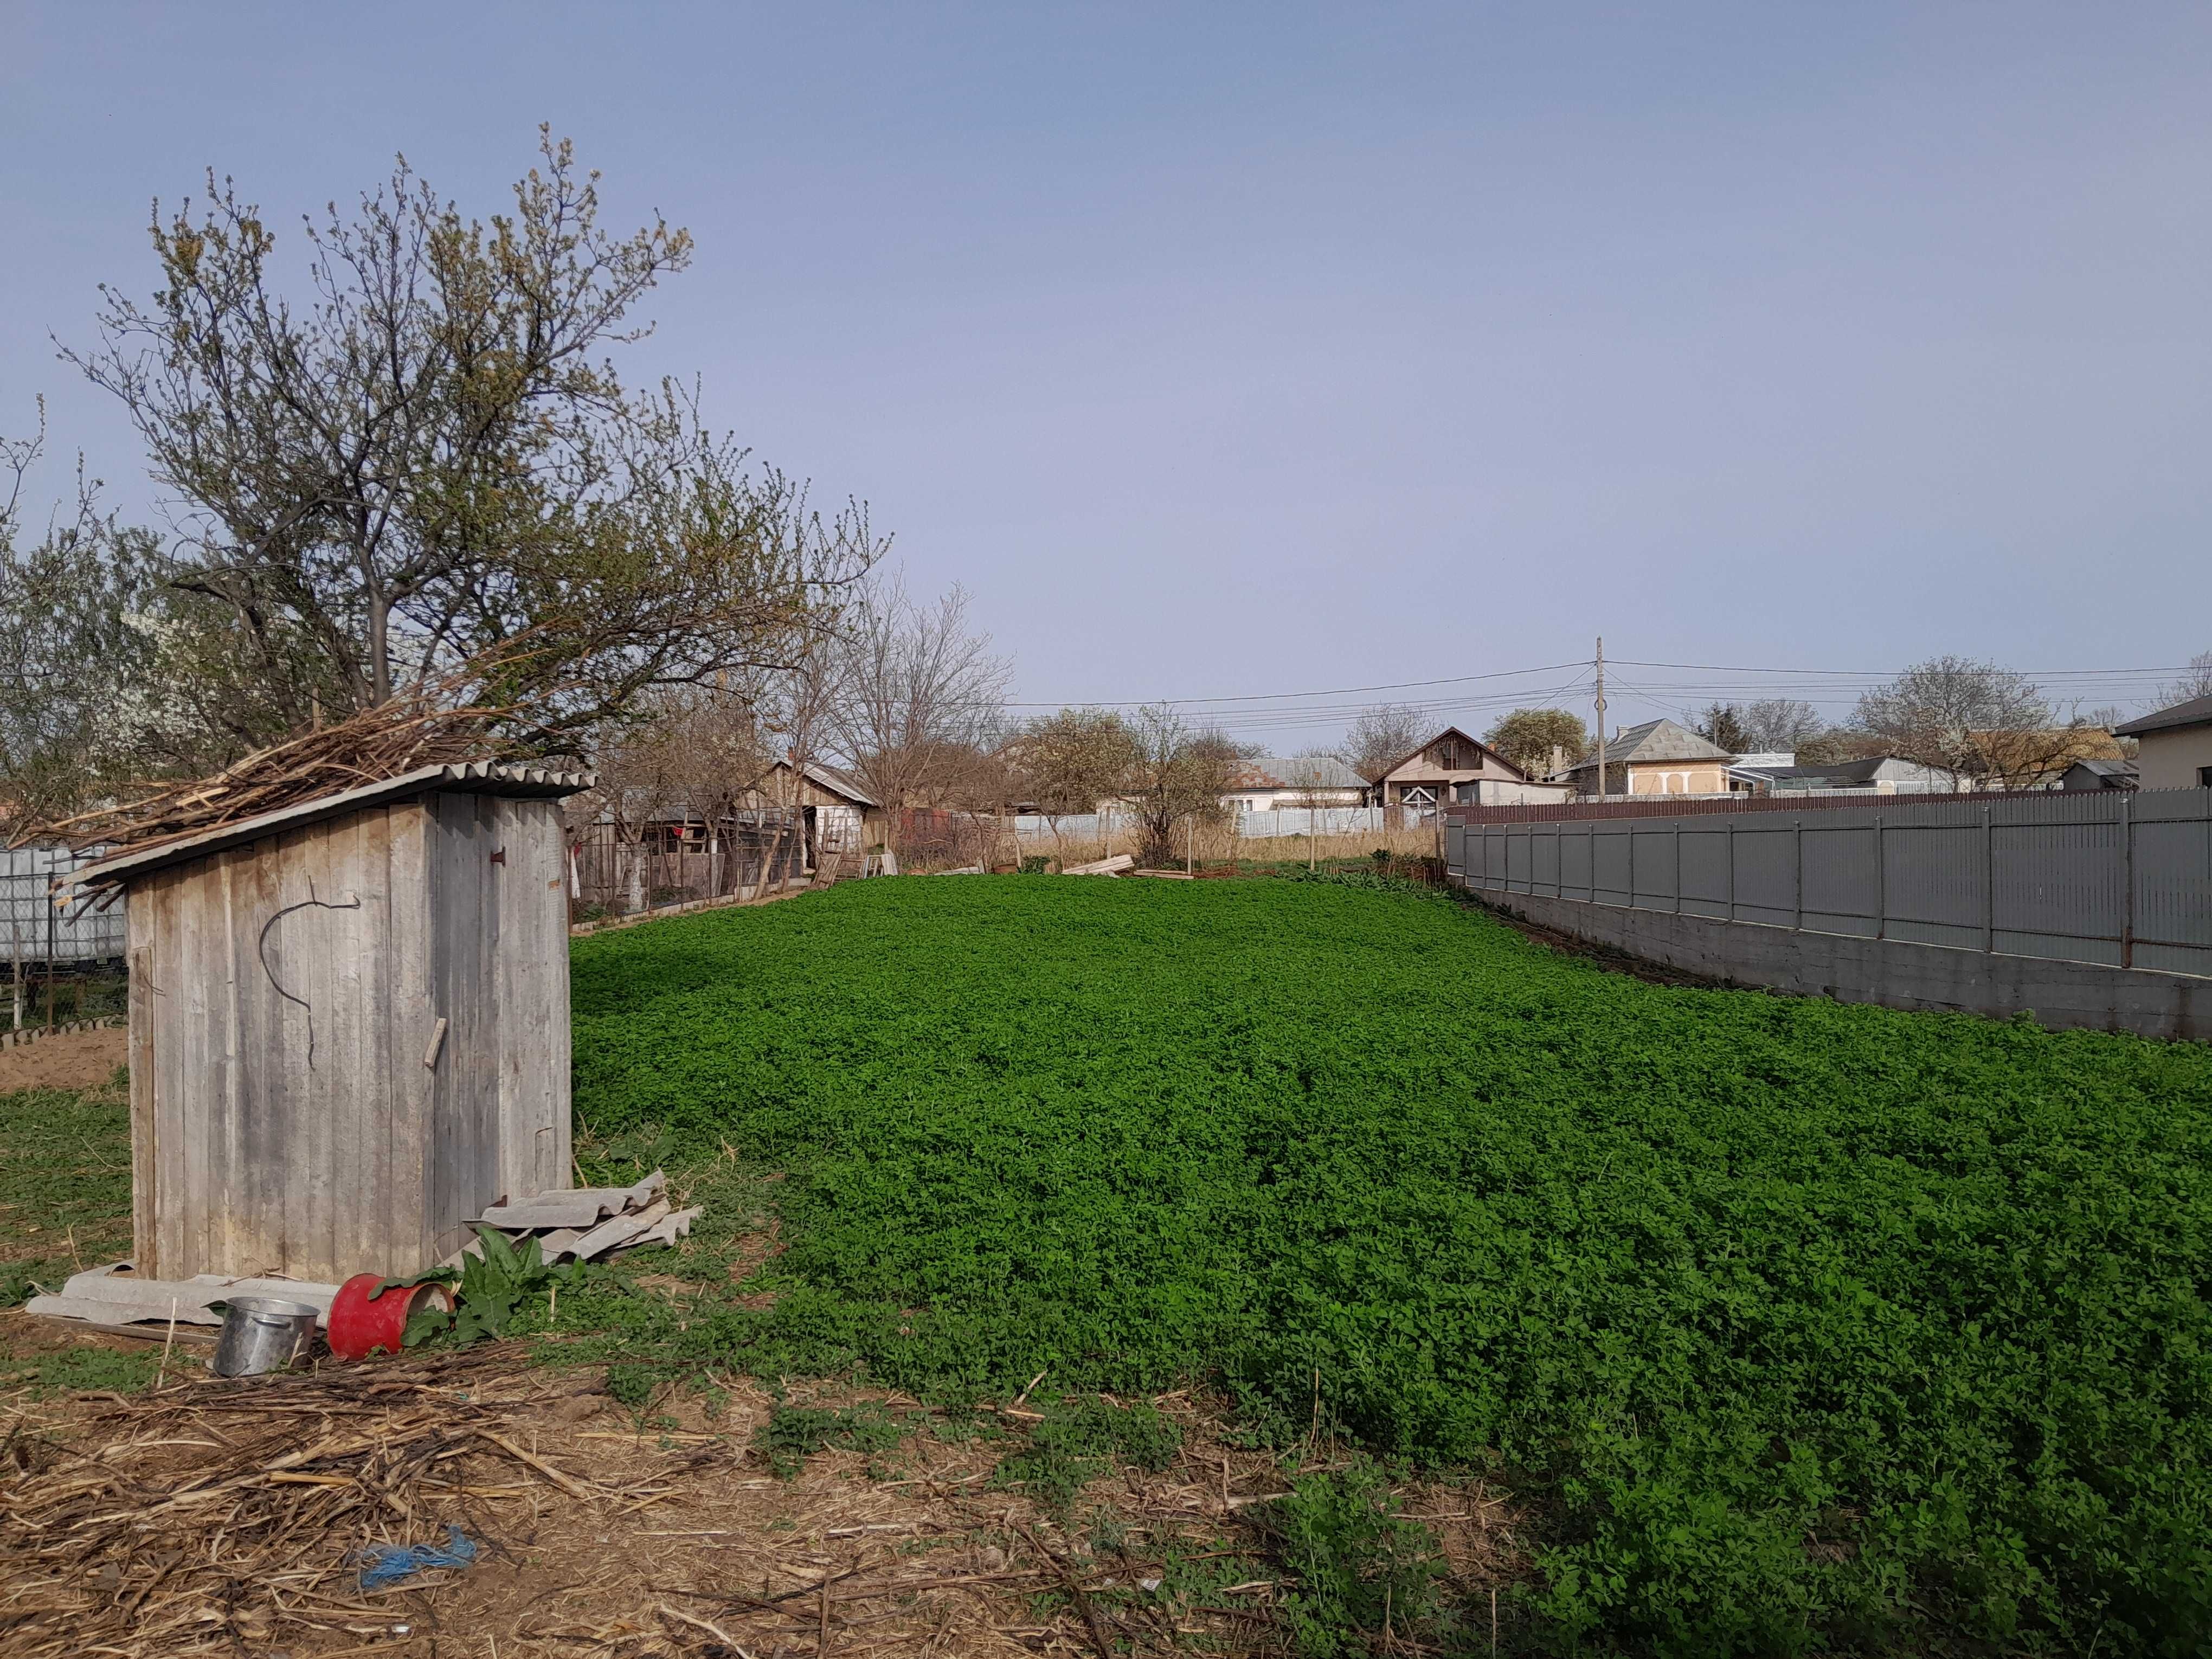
left=211, top=1296, right=320, bottom=1377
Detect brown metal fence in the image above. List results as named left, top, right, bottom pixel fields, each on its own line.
left=569, top=811, right=807, bottom=922
left=896, top=809, right=1010, bottom=870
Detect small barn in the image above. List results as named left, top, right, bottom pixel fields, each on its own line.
left=74, top=761, right=591, bottom=1284
left=748, top=760, right=882, bottom=872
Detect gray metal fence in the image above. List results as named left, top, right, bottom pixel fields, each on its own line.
left=2, top=844, right=126, bottom=968
left=1448, top=788, right=2212, bottom=979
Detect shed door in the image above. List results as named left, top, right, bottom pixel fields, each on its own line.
left=817, top=805, right=864, bottom=853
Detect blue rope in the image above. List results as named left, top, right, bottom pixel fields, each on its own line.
left=355, top=1524, right=478, bottom=1589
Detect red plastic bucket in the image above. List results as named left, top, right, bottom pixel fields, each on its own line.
left=327, top=1274, right=453, bottom=1362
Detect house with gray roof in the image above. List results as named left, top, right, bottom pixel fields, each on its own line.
left=2114, top=695, right=2212, bottom=792
left=2057, top=757, right=2140, bottom=792
left=1547, top=718, right=1744, bottom=798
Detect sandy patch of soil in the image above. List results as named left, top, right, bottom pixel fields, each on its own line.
left=0, top=1027, right=128, bottom=1094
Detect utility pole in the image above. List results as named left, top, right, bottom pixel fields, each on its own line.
left=1594, top=636, right=1609, bottom=799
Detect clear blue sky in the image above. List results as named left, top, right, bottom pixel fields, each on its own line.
left=4, top=3, right=2207, bottom=747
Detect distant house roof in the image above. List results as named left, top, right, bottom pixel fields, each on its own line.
left=756, top=758, right=877, bottom=807
left=2115, top=695, right=2212, bottom=738
left=1371, top=727, right=1528, bottom=784
left=2060, top=757, right=2139, bottom=786
left=1560, top=719, right=1735, bottom=773
left=1755, top=756, right=1941, bottom=786
left=1230, top=756, right=1366, bottom=792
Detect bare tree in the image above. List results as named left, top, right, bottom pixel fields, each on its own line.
left=747, top=643, right=845, bottom=880
left=1793, top=727, right=1886, bottom=768
left=1342, top=703, right=1427, bottom=783
left=1284, top=752, right=1342, bottom=871
left=1854, top=657, right=2080, bottom=788
left=830, top=575, right=1011, bottom=824
left=1695, top=703, right=1752, bottom=755
left=2158, top=651, right=2212, bottom=708
left=1735, top=699, right=1825, bottom=754
left=68, top=132, right=876, bottom=759
left=1692, top=699, right=1823, bottom=757
left=1124, top=703, right=1237, bottom=869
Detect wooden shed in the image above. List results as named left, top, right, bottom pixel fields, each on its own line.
left=75, top=761, right=592, bottom=1283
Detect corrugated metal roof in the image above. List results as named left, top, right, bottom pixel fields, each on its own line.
left=802, top=761, right=878, bottom=807
left=72, top=761, right=594, bottom=888
left=1235, top=756, right=1365, bottom=790
left=1566, top=719, right=1736, bottom=769
left=1753, top=756, right=1940, bottom=785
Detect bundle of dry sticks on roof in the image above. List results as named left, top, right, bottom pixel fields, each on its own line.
left=28, top=672, right=537, bottom=880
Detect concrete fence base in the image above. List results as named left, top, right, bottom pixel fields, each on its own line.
left=1459, top=880, right=2212, bottom=1043
left=1, top=1014, right=126, bottom=1050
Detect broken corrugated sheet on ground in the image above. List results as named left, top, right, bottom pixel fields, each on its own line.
left=452, top=1168, right=699, bottom=1267
left=25, top=1263, right=341, bottom=1334
left=23, top=1175, right=697, bottom=1339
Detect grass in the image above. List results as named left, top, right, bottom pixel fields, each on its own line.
left=569, top=873, right=2212, bottom=1655
left=0, top=1075, right=132, bottom=1308
left=0, top=1074, right=163, bottom=1397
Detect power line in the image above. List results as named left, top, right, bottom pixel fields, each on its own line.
left=1001, top=660, right=1589, bottom=710
left=1007, top=657, right=2200, bottom=716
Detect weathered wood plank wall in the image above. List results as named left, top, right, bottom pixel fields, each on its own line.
left=129, top=790, right=572, bottom=1281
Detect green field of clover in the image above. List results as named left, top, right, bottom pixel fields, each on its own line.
left=570, top=872, right=2212, bottom=1655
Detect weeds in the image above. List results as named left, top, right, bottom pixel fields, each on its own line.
left=756, top=1401, right=908, bottom=1477
left=0, top=1343, right=160, bottom=1397
left=1253, top=1461, right=1449, bottom=1658
left=991, top=1396, right=1182, bottom=1514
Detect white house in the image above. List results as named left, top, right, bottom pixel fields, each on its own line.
left=1222, top=756, right=1367, bottom=813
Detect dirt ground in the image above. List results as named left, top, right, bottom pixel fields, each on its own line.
left=0, top=1026, right=127, bottom=1094
left=0, top=1317, right=1522, bottom=1658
